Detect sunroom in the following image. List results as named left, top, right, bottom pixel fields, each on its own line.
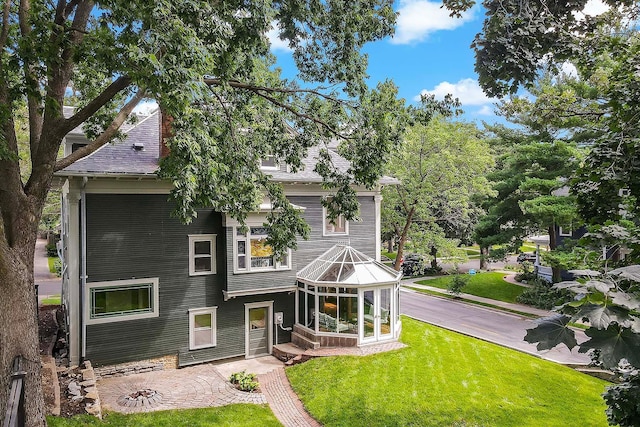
left=294, top=245, right=402, bottom=348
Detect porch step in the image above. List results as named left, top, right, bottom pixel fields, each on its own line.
left=291, top=331, right=320, bottom=351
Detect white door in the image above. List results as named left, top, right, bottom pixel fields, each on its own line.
left=245, top=302, right=273, bottom=358
left=360, top=287, right=393, bottom=343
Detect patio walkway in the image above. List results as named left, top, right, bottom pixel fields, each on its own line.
left=96, top=341, right=405, bottom=425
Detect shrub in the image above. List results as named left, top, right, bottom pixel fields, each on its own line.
left=45, top=243, right=58, bottom=257
left=53, top=258, right=62, bottom=276
left=516, top=277, right=571, bottom=309
left=229, top=371, right=259, bottom=392
left=603, top=370, right=640, bottom=427
left=447, top=273, right=469, bottom=296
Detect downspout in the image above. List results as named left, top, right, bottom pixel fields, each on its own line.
left=81, top=177, right=88, bottom=360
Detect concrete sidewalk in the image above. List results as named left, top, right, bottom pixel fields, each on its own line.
left=34, top=238, right=62, bottom=302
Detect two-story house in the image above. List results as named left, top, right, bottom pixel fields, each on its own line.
left=56, top=109, right=401, bottom=368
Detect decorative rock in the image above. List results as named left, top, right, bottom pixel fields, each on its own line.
left=79, top=379, right=96, bottom=387
left=84, top=391, right=99, bottom=402
left=81, top=369, right=95, bottom=380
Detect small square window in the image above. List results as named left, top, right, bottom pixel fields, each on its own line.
left=189, top=307, right=217, bottom=350
left=260, top=156, right=279, bottom=170
left=323, top=206, right=349, bottom=236
left=189, top=235, right=217, bottom=276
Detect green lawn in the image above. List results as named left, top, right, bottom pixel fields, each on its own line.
left=48, top=256, right=58, bottom=274
left=287, top=317, right=609, bottom=427
left=415, top=272, right=526, bottom=303
left=380, top=250, right=397, bottom=260
left=48, top=404, right=281, bottom=427
left=41, top=294, right=61, bottom=305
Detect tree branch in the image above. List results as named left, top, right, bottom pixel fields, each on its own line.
left=18, top=0, right=44, bottom=156
left=204, top=78, right=353, bottom=140
left=0, top=0, right=10, bottom=49
left=57, top=75, right=132, bottom=136
left=203, top=78, right=346, bottom=104
left=54, top=89, right=146, bottom=171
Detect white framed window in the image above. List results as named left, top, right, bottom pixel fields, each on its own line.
left=234, top=226, right=291, bottom=273
left=189, top=234, right=217, bottom=276
left=189, top=307, right=217, bottom=350
left=85, top=278, right=159, bottom=325
left=323, top=207, right=349, bottom=236
left=558, top=226, right=572, bottom=237
left=260, top=156, right=279, bottom=170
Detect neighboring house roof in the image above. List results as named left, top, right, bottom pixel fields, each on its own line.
left=57, top=109, right=399, bottom=185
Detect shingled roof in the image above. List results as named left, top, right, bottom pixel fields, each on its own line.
left=57, top=110, right=399, bottom=185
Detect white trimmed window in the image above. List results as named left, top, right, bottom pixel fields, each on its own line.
left=260, top=156, right=279, bottom=170
left=234, top=226, right=291, bottom=273
left=189, top=234, right=217, bottom=276
left=189, top=307, right=217, bottom=350
left=86, top=278, right=159, bottom=325
left=323, top=207, right=348, bottom=236
left=558, top=226, right=572, bottom=237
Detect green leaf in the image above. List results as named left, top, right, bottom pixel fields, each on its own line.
left=577, top=304, right=631, bottom=330
left=524, top=314, right=577, bottom=351
left=554, top=281, right=588, bottom=293
left=585, top=280, right=614, bottom=294
left=579, top=325, right=640, bottom=369
left=610, top=291, right=640, bottom=311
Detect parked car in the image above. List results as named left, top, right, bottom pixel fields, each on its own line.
left=517, top=252, right=537, bottom=263
left=401, top=254, right=426, bottom=276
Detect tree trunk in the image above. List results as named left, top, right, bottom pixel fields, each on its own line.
left=393, top=207, right=416, bottom=271
left=0, top=238, right=46, bottom=426
left=479, top=246, right=488, bottom=270
left=386, top=238, right=393, bottom=253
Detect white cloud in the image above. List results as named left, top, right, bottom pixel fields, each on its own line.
left=582, top=0, right=609, bottom=17
left=392, top=0, right=475, bottom=44
left=266, top=24, right=293, bottom=52
left=414, top=78, right=496, bottom=107
left=476, top=105, right=494, bottom=116
left=560, top=61, right=578, bottom=78
left=133, top=101, right=158, bottom=115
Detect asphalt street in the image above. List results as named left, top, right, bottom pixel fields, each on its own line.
left=400, top=287, right=592, bottom=365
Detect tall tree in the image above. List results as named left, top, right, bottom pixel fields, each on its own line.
left=0, top=2, right=423, bottom=424
left=443, top=1, right=640, bottom=422
left=444, top=0, right=640, bottom=223
left=474, top=73, right=592, bottom=279
left=382, top=117, right=494, bottom=271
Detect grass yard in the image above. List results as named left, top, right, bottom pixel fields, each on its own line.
left=415, top=272, right=526, bottom=303
left=47, top=256, right=58, bottom=274
left=47, top=404, right=281, bottom=427
left=287, top=317, right=609, bottom=427
left=40, top=294, right=61, bottom=305
left=380, top=250, right=397, bottom=260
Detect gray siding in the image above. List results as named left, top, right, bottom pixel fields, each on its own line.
left=226, top=195, right=377, bottom=292
left=84, top=194, right=226, bottom=365
left=82, top=192, right=373, bottom=366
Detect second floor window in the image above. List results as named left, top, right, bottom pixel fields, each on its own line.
left=323, top=208, right=348, bottom=236
left=235, top=226, right=290, bottom=273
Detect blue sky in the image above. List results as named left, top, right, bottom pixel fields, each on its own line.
left=268, top=1, right=497, bottom=124
left=266, top=0, right=609, bottom=126
left=133, top=0, right=608, bottom=125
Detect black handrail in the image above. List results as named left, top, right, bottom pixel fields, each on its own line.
left=3, top=356, right=26, bottom=427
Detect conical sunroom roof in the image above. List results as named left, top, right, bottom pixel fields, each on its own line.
left=297, top=245, right=401, bottom=286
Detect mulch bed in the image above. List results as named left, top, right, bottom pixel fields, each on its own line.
left=39, top=305, right=86, bottom=418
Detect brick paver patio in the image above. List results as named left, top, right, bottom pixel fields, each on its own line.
left=96, top=341, right=406, bottom=425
